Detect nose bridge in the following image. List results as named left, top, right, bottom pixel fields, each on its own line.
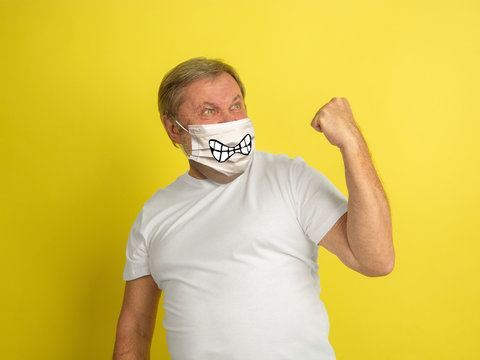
left=220, top=107, right=235, bottom=122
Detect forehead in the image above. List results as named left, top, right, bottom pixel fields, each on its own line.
left=180, top=72, right=243, bottom=110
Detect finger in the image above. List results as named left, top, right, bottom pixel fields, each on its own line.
left=311, top=116, right=322, bottom=132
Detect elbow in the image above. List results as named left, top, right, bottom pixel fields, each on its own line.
left=361, top=255, right=395, bottom=277
left=362, top=236, right=395, bottom=277
left=365, top=262, right=394, bottom=277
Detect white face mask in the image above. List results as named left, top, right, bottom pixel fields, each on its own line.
left=175, top=118, right=255, bottom=184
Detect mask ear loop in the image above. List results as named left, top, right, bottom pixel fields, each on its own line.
left=173, top=119, right=190, bottom=156
left=175, top=119, right=189, bottom=133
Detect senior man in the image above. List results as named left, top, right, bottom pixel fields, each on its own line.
left=113, top=57, right=394, bottom=360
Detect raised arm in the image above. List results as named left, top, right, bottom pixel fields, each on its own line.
left=113, top=275, right=162, bottom=360
left=312, top=97, right=394, bottom=277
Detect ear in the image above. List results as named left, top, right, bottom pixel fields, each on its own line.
left=161, top=115, right=182, bottom=144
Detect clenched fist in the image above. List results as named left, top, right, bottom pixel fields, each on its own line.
left=311, top=97, right=365, bottom=150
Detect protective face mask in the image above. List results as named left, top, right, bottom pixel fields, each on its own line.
left=175, top=117, right=255, bottom=184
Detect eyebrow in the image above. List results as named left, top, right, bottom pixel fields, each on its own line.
left=195, top=94, right=243, bottom=111
left=199, top=101, right=218, bottom=109
left=230, top=94, right=242, bottom=104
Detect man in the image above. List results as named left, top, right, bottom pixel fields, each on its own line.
left=113, top=57, right=394, bottom=360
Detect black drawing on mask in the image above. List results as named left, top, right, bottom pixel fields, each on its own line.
left=209, top=134, right=252, bottom=163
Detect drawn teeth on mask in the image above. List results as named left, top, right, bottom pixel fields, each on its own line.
left=209, top=134, right=253, bottom=163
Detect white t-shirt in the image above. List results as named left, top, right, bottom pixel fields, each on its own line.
left=123, top=150, right=348, bottom=360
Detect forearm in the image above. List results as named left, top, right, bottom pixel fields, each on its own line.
left=113, top=315, right=154, bottom=360
left=340, top=137, right=394, bottom=276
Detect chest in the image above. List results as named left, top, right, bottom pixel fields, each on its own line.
left=147, top=178, right=317, bottom=288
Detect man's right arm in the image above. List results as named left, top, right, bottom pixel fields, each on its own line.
left=113, top=275, right=162, bottom=360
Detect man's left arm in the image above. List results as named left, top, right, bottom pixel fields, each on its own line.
left=311, top=97, right=395, bottom=277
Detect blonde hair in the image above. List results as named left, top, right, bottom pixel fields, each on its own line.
left=158, top=57, right=246, bottom=120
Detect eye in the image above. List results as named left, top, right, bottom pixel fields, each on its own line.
left=203, top=108, right=214, bottom=115
left=231, top=104, right=241, bottom=110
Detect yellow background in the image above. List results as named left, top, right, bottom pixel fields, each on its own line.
left=1, top=0, right=479, bottom=358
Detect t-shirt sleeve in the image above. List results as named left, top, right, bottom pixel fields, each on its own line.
left=123, top=208, right=152, bottom=281
left=290, top=156, right=348, bottom=245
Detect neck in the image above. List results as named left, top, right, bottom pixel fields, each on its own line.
left=188, top=161, right=208, bottom=180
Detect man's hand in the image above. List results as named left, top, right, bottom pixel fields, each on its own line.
left=311, top=97, right=364, bottom=150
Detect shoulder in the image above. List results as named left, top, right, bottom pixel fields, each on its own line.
left=134, top=173, right=191, bottom=223
left=249, top=151, right=321, bottom=197
left=253, top=150, right=313, bottom=179
left=254, top=150, right=306, bottom=170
